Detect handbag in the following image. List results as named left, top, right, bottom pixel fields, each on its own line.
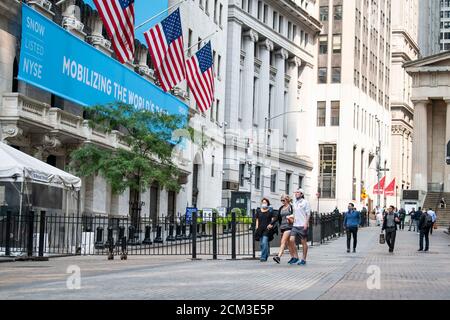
left=379, top=232, right=385, bottom=244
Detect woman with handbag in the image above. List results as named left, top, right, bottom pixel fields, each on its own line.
left=273, top=195, right=294, bottom=264
left=255, top=198, right=277, bottom=262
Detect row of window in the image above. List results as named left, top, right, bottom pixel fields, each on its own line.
left=441, top=0, right=450, bottom=7
left=319, top=34, right=342, bottom=55
left=318, top=67, right=341, bottom=84
left=440, top=10, right=450, bottom=18
left=440, top=32, right=450, bottom=40
left=198, top=0, right=224, bottom=27
left=353, top=104, right=390, bottom=145
left=241, top=0, right=310, bottom=48
left=239, top=163, right=304, bottom=194
left=316, top=101, right=340, bottom=127
left=319, top=5, right=343, bottom=22
left=441, top=21, right=450, bottom=29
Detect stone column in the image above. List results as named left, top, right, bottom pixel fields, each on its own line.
left=241, top=30, right=258, bottom=133
left=287, top=57, right=301, bottom=154
left=411, top=99, right=429, bottom=192
left=274, top=48, right=288, bottom=151
left=257, top=39, right=274, bottom=198
left=445, top=99, right=450, bottom=192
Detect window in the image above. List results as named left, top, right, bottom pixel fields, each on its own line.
left=318, top=68, right=327, bottom=84
left=205, top=0, right=209, bottom=15
left=298, top=175, right=304, bottom=189
left=214, top=0, right=218, bottom=22
left=270, top=170, right=277, bottom=193
left=263, top=4, right=268, bottom=23
left=188, top=29, right=193, bottom=56
left=257, top=1, right=262, bottom=20
left=219, top=3, right=223, bottom=26
left=319, top=35, right=328, bottom=54
left=273, top=11, right=278, bottom=30
left=331, top=101, right=340, bottom=126
left=320, top=6, right=329, bottom=21
left=252, top=77, right=258, bottom=124
left=334, top=5, right=343, bottom=20
left=279, top=16, right=284, bottom=34
left=333, top=34, right=342, bottom=54
left=255, top=166, right=261, bottom=190
left=216, top=99, right=220, bottom=123
left=286, top=173, right=291, bottom=195
left=217, top=54, right=222, bottom=78
left=210, top=99, right=215, bottom=122
left=239, top=163, right=245, bottom=187
left=319, top=144, right=337, bottom=198
left=332, top=67, right=341, bottom=83
left=211, top=155, right=215, bottom=177
left=288, top=21, right=292, bottom=39
left=317, top=101, right=326, bottom=126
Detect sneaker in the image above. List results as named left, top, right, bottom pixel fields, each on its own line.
left=288, top=258, right=299, bottom=265
left=297, top=260, right=307, bottom=265
left=347, top=249, right=350, bottom=253
left=418, top=249, right=423, bottom=252
left=273, top=256, right=281, bottom=264
left=353, top=249, right=356, bottom=253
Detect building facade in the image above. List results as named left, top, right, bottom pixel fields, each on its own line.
left=313, top=0, right=393, bottom=212
left=418, top=0, right=442, bottom=56
left=0, top=0, right=228, bottom=221
left=389, top=0, right=419, bottom=207
left=222, top=0, right=321, bottom=210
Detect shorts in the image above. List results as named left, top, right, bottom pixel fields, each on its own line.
left=290, top=226, right=308, bottom=242
left=280, top=228, right=292, bottom=235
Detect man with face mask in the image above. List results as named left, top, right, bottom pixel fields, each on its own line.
left=382, top=205, right=401, bottom=253
left=287, top=188, right=311, bottom=265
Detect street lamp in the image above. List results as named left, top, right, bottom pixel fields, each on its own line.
left=262, top=110, right=305, bottom=200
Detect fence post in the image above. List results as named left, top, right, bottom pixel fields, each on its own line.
left=192, top=210, right=197, bottom=259
left=38, top=211, right=46, bottom=257
left=231, top=210, right=236, bottom=260
left=27, top=210, right=34, bottom=257
left=5, top=210, right=11, bottom=257
left=310, top=213, right=314, bottom=247
left=252, top=209, right=256, bottom=259
left=212, top=211, right=217, bottom=260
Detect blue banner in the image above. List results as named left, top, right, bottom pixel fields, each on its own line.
left=18, top=4, right=188, bottom=119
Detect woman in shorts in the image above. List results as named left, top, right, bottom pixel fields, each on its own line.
left=273, top=195, right=294, bottom=264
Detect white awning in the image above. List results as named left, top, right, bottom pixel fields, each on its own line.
left=0, top=142, right=81, bottom=190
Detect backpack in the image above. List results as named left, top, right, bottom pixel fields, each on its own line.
left=425, top=213, right=433, bottom=228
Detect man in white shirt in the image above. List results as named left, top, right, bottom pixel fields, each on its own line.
left=287, top=188, right=311, bottom=266
left=427, top=208, right=437, bottom=235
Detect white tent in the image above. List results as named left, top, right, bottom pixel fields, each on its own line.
left=0, top=142, right=81, bottom=190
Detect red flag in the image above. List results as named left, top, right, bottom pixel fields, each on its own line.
left=373, top=176, right=386, bottom=195
left=384, top=178, right=396, bottom=196
left=93, top=0, right=135, bottom=64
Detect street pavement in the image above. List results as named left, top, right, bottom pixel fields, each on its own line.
left=0, top=226, right=449, bottom=300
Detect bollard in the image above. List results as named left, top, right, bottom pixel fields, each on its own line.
left=95, top=226, right=104, bottom=249
left=231, top=210, right=236, bottom=260
left=175, top=224, right=183, bottom=241
left=127, top=225, right=137, bottom=245
left=38, top=211, right=46, bottom=257
left=166, top=224, right=176, bottom=241
left=5, top=210, right=11, bottom=257
left=27, top=210, right=34, bottom=257
left=143, top=225, right=153, bottom=244
left=116, top=226, right=125, bottom=245
left=154, top=225, right=163, bottom=243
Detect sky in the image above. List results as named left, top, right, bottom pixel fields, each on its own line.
left=83, top=0, right=168, bottom=44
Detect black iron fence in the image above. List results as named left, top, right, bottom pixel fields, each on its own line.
left=0, top=207, right=362, bottom=260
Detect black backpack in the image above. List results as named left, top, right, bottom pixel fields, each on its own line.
left=425, top=213, right=433, bottom=228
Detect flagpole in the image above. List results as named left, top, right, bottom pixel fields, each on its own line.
left=135, top=0, right=188, bottom=31
left=185, top=30, right=218, bottom=54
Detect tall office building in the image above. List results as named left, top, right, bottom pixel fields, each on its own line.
left=418, top=0, right=442, bottom=56
left=390, top=0, right=419, bottom=206
left=441, top=0, right=450, bottom=52
left=313, top=0, right=392, bottom=212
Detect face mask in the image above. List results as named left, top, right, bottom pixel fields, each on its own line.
left=261, top=204, right=268, bottom=209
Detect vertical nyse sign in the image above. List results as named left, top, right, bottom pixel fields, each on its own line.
left=18, top=4, right=188, bottom=119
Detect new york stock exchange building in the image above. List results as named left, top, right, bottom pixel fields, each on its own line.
left=0, top=0, right=203, bottom=229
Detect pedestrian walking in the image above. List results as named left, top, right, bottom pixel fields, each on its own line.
left=287, top=188, right=311, bottom=266
left=427, top=208, right=437, bottom=235
left=418, top=209, right=433, bottom=252
left=273, top=195, right=294, bottom=264
left=398, top=208, right=406, bottom=230
left=413, top=207, right=423, bottom=233
left=344, top=203, right=361, bottom=253
left=440, top=197, right=446, bottom=209
left=382, top=205, right=401, bottom=253
left=376, top=206, right=383, bottom=226
left=255, top=198, right=278, bottom=262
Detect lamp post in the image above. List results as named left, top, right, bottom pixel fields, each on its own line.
left=376, top=116, right=381, bottom=209
left=262, top=110, right=305, bottom=200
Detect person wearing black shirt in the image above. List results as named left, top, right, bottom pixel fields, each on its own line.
left=255, top=198, right=278, bottom=262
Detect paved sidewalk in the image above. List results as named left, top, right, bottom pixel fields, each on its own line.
left=0, top=227, right=449, bottom=300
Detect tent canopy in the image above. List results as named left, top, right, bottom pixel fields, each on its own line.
left=0, top=142, right=81, bottom=190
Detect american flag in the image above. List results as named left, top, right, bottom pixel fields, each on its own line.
left=93, top=0, right=135, bottom=64
left=144, top=8, right=186, bottom=92
left=186, top=41, right=214, bottom=113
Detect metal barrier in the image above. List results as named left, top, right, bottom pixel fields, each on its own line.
left=0, top=208, right=359, bottom=259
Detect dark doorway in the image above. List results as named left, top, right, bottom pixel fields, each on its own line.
left=46, top=155, right=57, bottom=167
left=150, top=183, right=159, bottom=224
left=168, top=190, right=176, bottom=221
left=12, top=58, right=18, bottom=92
left=192, top=164, right=199, bottom=207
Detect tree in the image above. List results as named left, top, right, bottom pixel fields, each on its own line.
left=69, top=103, right=185, bottom=226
